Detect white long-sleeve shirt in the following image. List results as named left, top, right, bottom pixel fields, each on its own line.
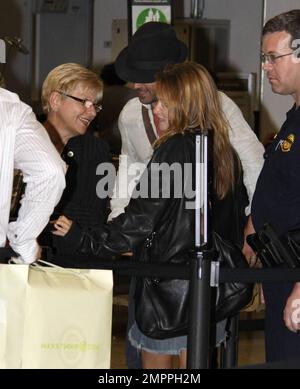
left=0, top=88, right=66, bottom=263
left=109, top=92, right=265, bottom=221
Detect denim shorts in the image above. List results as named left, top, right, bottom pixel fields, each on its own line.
left=128, top=319, right=227, bottom=355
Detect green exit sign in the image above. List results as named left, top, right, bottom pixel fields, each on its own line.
left=129, top=1, right=172, bottom=35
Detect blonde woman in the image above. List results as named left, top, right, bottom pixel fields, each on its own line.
left=38, top=63, right=110, bottom=256
left=57, top=62, right=249, bottom=368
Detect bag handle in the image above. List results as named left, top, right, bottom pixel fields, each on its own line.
left=30, top=259, right=86, bottom=279
left=142, top=105, right=157, bottom=146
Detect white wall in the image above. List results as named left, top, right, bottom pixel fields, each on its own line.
left=93, top=0, right=263, bottom=84
left=93, top=0, right=128, bottom=72
left=92, top=0, right=300, bottom=141
left=182, top=0, right=263, bottom=83
left=260, top=0, right=300, bottom=142
left=0, top=0, right=33, bottom=103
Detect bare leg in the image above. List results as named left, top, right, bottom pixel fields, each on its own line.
left=141, top=350, right=173, bottom=369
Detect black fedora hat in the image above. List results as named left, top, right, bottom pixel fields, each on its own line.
left=115, top=22, right=188, bottom=83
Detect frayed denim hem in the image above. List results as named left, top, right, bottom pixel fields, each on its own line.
left=128, top=318, right=227, bottom=355
left=128, top=322, right=187, bottom=355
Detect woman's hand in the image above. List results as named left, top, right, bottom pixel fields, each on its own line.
left=51, top=215, right=73, bottom=237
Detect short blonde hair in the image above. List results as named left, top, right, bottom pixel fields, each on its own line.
left=41, top=63, right=103, bottom=112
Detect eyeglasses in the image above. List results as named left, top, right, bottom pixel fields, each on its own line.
left=261, top=51, right=294, bottom=64
left=57, top=91, right=102, bottom=113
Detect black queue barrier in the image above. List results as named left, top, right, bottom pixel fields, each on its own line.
left=45, top=252, right=300, bottom=369
left=2, top=247, right=300, bottom=369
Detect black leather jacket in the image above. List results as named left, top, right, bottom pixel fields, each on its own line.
left=79, top=131, right=248, bottom=263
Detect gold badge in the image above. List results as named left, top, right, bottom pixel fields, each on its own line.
left=281, top=133, right=295, bottom=152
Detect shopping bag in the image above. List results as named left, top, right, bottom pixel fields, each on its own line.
left=0, top=264, right=29, bottom=369
left=0, top=262, right=113, bottom=369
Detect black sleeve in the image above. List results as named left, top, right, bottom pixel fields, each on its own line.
left=78, top=137, right=183, bottom=256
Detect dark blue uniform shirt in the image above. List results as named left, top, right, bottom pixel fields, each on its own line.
left=252, top=105, right=300, bottom=235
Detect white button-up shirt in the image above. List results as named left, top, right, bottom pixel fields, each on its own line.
left=0, top=88, right=66, bottom=263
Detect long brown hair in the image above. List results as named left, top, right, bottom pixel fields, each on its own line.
left=155, top=62, right=235, bottom=199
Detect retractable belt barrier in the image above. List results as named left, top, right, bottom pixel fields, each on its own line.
left=52, top=253, right=300, bottom=370
left=2, top=249, right=300, bottom=369
left=2, top=249, right=300, bottom=284
left=48, top=253, right=300, bottom=283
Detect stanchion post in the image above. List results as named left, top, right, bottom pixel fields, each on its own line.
left=187, top=249, right=212, bottom=368
left=187, top=130, right=213, bottom=369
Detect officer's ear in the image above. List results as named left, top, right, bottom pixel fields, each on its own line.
left=294, top=47, right=300, bottom=59
left=291, top=38, right=300, bottom=59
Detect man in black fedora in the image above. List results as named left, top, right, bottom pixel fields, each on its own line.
left=115, top=21, right=188, bottom=84
left=109, top=21, right=264, bottom=369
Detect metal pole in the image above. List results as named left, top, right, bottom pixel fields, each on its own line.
left=187, top=130, right=212, bottom=369
left=187, top=250, right=212, bottom=368
left=127, top=0, right=133, bottom=41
